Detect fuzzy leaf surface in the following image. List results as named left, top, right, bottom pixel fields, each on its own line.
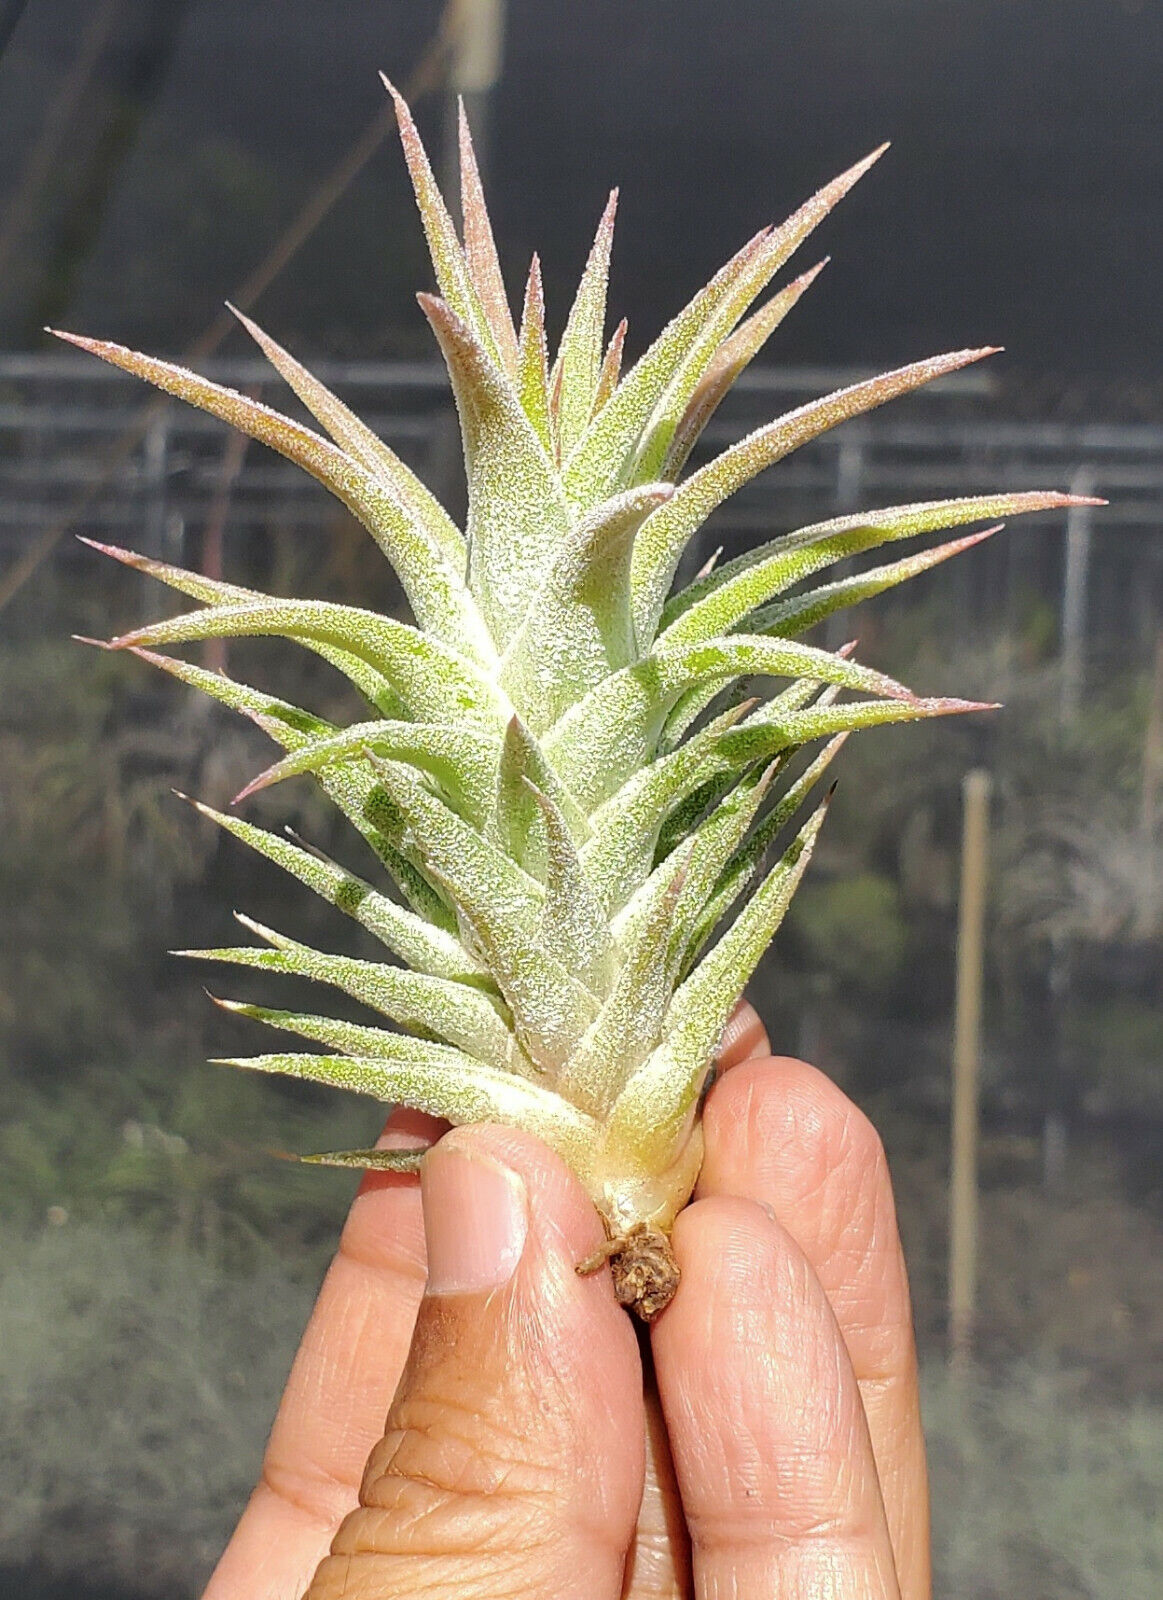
left=631, top=347, right=999, bottom=642
left=605, top=803, right=826, bottom=1171
left=501, top=483, right=672, bottom=729
left=183, top=916, right=521, bottom=1071
left=552, top=190, right=618, bottom=458
left=660, top=491, right=1083, bottom=644
left=111, top=599, right=507, bottom=731
left=53, top=333, right=484, bottom=653
left=545, top=634, right=915, bottom=809
left=190, top=798, right=484, bottom=982
left=218, top=1047, right=597, bottom=1166
left=420, top=295, right=571, bottom=645
left=229, top=304, right=469, bottom=572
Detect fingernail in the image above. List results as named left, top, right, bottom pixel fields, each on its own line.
left=422, top=1139, right=528, bottom=1294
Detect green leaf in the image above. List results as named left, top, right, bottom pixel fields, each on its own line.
left=236, top=719, right=502, bottom=831
left=228, top=303, right=469, bottom=572
left=117, top=645, right=451, bottom=922
left=383, top=77, right=502, bottom=364
left=580, top=704, right=750, bottom=917
left=368, top=755, right=545, bottom=935
left=516, top=254, right=553, bottom=451
left=82, top=539, right=406, bottom=716
left=657, top=644, right=854, bottom=759
left=681, top=737, right=846, bottom=971
left=662, top=260, right=827, bottom=478
left=366, top=757, right=600, bottom=1073
left=182, top=913, right=525, bottom=1073
left=500, top=482, right=672, bottom=729
left=544, top=633, right=916, bottom=810
left=526, top=781, right=614, bottom=995
left=551, top=189, right=618, bottom=458
left=216, top=1046, right=598, bottom=1167
left=560, top=226, right=773, bottom=509
left=592, top=318, right=627, bottom=417
left=189, top=797, right=485, bottom=982
left=659, top=491, right=1084, bottom=644
left=110, top=598, right=508, bottom=731
left=457, top=99, right=520, bottom=373
left=488, top=715, right=590, bottom=877
left=725, top=687, right=993, bottom=748
left=118, top=642, right=332, bottom=742
left=667, top=761, right=782, bottom=956
left=605, top=801, right=827, bottom=1171
left=630, top=347, right=1000, bottom=644
left=751, top=528, right=998, bottom=637
left=54, top=333, right=487, bottom=656
left=609, top=757, right=777, bottom=964
left=556, top=849, right=690, bottom=1116
left=213, top=996, right=446, bottom=1060
left=300, top=1147, right=428, bottom=1172
left=625, top=150, right=889, bottom=490
left=420, top=294, right=572, bottom=646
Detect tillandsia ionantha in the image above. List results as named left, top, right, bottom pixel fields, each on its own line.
left=57, top=81, right=1096, bottom=1319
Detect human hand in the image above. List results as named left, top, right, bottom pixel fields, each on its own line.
left=204, top=1004, right=929, bottom=1599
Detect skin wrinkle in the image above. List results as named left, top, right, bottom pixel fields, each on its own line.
left=257, top=1275, right=420, bottom=1524
left=658, top=1195, right=901, bottom=1589
left=703, top=1068, right=912, bottom=1354
left=307, top=1127, right=643, bottom=1600
left=697, top=1540, right=900, bottom=1600
left=695, top=1059, right=925, bottom=1600
left=253, top=1471, right=339, bottom=1535
left=312, top=1545, right=558, bottom=1600
left=670, top=1204, right=879, bottom=1538
left=211, top=1016, right=928, bottom=1600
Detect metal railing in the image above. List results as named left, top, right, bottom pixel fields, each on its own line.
left=1, top=351, right=1160, bottom=663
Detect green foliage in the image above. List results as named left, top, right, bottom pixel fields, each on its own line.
left=790, top=871, right=909, bottom=995
left=925, top=1363, right=1163, bottom=1600
left=0, top=1220, right=316, bottom=1597
left=53, top=89, right=1087, bottom=1231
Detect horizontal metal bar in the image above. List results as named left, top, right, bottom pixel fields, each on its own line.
left=0, top=351, right=994, bottom=396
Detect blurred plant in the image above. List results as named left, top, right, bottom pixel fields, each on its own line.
left=778, top=596, right=1163, bottom=1108
left=925, top=1361, right=1163, bottom=1600
left=0, top=1219, right=316, bottom=1597
left=3, top=1211, right=1160, bottom=1600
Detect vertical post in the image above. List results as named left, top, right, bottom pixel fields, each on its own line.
left=443, top=0, right=507, bottom=213
left=1046, top=468, right=1095, bottom=1183
left=1059, top=468, right=1096, bottom=725
left=949, top=768, right=991, bottom=1370
left=1137, top=632, right=1163, bottom=940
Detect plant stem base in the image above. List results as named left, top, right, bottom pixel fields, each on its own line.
left=577, top=1224, right=681, bottom=1321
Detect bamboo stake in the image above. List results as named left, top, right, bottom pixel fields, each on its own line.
left=949, top=767, right=991, bottom=1370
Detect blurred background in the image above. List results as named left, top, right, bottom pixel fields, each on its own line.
left=0, top=2, right=1160, bottom=1596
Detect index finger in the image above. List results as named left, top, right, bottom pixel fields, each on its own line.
left=203, top=1109, right=442, bottom=1600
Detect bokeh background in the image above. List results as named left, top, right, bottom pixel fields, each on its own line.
left=1, top=3, right=1160, bottom=1596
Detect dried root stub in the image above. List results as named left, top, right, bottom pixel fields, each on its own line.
left=577, top=1224, right=681, bottom=1322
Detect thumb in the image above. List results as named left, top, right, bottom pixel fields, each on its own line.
left=305, top=1125, right=646, bottom=1600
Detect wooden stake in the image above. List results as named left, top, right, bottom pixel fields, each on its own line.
left=949, top=768, right=991, bottom=1370
left=1135, top=633, right=1163, bottom=941
left=1059, top=469, right=1096, bottom=725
